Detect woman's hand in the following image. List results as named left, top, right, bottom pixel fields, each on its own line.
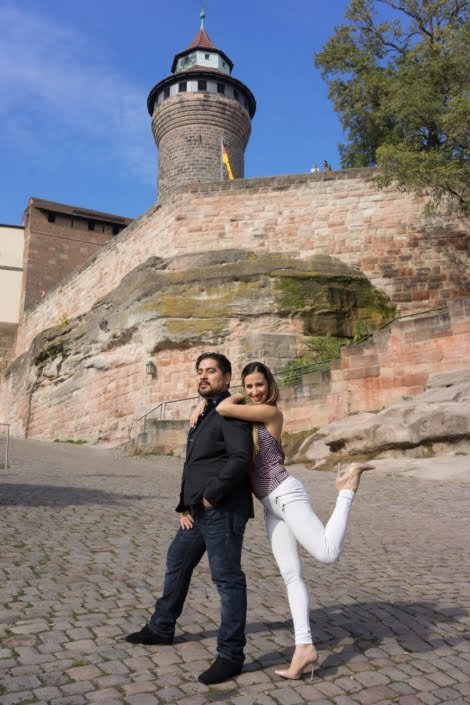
left=190, top=398, right=206, bottom=428
left=180, top=511, right=194, bottom=530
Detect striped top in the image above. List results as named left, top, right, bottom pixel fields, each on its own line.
left=250, top=424, right=289, bottom=501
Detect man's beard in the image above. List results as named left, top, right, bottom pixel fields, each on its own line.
left=198, top=383, right=213, bottom=398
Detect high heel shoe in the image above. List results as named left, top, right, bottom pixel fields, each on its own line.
left=335, top=461, right=375, bottom=493
left=274, top=647, right=319, bottom=681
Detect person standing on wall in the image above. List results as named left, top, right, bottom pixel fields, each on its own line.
left=125, top=352, right=254, bottom=685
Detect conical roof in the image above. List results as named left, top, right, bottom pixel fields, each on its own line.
left=186, top=27, right=216, bottom=50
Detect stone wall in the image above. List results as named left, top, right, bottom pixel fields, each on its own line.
left=0, top=323, right=16, bottom=379
left=279, top=297, right=470, bottom=432
left=152, top=92, right=251, bottom=198
left=15, top=169, right=468, bottom=358
left=129, top=299, right=470, bottom=455
left=20, top=201, right=131, bottom=314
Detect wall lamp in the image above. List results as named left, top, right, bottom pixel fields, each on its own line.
left=145, top=360, right=156, bottom=377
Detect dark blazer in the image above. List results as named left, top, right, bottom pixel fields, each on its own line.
left=176, top=398, right=254, bottom=518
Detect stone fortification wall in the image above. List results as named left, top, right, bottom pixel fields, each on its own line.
left=21, top=203, right=128, bottom=313
left=15, top=169, right=468, bottom=358
left=0, top=323, right=17, bottom=380
left=127, top=298, right=470, bottom=455
left=281, top=297, right=470, bottom=432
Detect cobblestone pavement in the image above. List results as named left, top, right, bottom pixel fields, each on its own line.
left=0, top=439, right=468, bottom=705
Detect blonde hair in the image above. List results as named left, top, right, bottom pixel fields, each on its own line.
left=241, top=362, right=279, bottom=457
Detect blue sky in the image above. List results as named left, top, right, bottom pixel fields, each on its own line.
left=0, top=0, right=353, bottom=224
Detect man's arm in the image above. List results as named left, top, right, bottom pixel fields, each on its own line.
left=202, top=417, right=252, bottom=506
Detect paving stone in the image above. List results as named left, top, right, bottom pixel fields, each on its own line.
left=0, top=692, right=34, bottom=705
left=1, top=440, right=468, bottom=705
left=124, top=696, right=161, bottom=705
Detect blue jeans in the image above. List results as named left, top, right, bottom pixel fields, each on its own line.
left=149, top=507, right=248, bottom=662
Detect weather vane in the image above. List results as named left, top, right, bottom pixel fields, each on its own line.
left=200, top=2, right=207, bottom=29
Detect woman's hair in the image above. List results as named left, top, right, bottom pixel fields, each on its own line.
left=241, top=362, right=279, bottom=456
left=241, top=361, right=279, bottom=405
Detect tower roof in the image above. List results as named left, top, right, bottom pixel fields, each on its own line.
left=186, top=27, right=216, bottom=51
left=171, top=14, right=234, bottom=74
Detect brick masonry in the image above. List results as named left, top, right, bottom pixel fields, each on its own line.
left=3, top=170, right=469, bottom=443
left=14, top=169, right=469, bottom=358
left=0, top=322, right=17, bottom=381
left=19, top=200, right=131, bottom=314
left=153, top=92, right=251, bottom=198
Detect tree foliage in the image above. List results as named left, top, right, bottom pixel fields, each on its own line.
left=315, top=0, right=470, bottom=211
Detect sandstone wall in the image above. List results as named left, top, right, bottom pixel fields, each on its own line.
left=15, top=169, right=468, bottom=357
left=280, top=297, right=470, bottom=432
left=20, top=204, right=120, bottom=313
left=0, top=323, right=16, bottom=379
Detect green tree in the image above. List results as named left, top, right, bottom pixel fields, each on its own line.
left=315, top=0, right=469, bottom=211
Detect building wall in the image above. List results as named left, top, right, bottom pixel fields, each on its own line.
left=0, top=224, right=24, bottom=323
left=15, top=169, right=468, bottom=358
left=20, top=202, right=127, bottom=314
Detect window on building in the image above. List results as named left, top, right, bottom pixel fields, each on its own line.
left=205, top=53, right=210, bottom=60
left=88, top=221, right=95, bottom=231
left=112, top=224, right=121, bottom=235
left=179, top=82, right=187, bottom=93
left=163, top=87, right=170, bottom=99
left=47, top=212, right=56, bottom=223
left=217, top=83, right=225, bottom=94
left=234, top=90, right=239, bottom=101
left=198, top=80, right=207, bottom=91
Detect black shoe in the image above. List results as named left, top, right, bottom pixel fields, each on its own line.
left=125, top=624, right=173, bottom=645
left=198, top=656, right=243, bottom=684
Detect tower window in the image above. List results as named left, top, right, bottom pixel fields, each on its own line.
left=217, top=83, right=225, bottom=95
left=179, top=82, right=187, bottom=93
left=234, top=90, right=239, bottom=101
left=88, top=221, right=95, bottom=231
left=163, top=87, right=170, bottom=99
left=205, top=53, right=210, bottom=60
left=47, top=212, right=56, bottom=223
left=112, top=224, right=120, bottom=235
left=198, top=80, right=207, bottom=91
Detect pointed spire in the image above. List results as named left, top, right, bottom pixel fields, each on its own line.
left=200, top=2, right=206, bottom=30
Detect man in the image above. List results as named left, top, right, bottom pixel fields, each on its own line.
left=126, top=352, right=253, bottom=685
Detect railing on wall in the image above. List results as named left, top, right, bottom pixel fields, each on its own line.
left=0, top=423, right=10, bottom=470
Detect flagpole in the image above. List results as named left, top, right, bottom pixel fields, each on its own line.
left=220, top=136, right=224, bottom=181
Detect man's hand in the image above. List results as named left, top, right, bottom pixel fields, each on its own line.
left=202, top=497, right=214, bottom=509
left=180, top=511, right=194, bottom=530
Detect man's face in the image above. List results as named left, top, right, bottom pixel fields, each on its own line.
left=196, top=357, right=231, bottom=398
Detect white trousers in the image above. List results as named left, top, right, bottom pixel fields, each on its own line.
left=261, top=475, right=355, bottom=644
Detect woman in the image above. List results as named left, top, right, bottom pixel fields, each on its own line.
left=192, top=361, right=374, bottom=680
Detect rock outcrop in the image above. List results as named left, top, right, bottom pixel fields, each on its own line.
left=290, top=369, right=470, bottom=469
left=3, top=249, right=394, bottom=442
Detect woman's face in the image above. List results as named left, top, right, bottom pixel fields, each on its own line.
left=243, top=371, right=269, bottom=404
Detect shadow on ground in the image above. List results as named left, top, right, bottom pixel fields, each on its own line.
left=0, top=483, right=154, bottom=506
left=166, top=600, right=468, bottom=673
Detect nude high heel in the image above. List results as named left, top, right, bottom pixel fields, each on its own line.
left=335, top=461, right=375, bottom=493
left=274, top=646, right=319, bottom=681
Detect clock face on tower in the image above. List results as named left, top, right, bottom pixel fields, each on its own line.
left=179, top=54, right=196, bottom=70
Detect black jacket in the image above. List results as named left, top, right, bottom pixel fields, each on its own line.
left=176, top=395, right=254, bottom=518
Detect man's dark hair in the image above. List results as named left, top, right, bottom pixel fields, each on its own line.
left=195, top=352, right=232, bottom=376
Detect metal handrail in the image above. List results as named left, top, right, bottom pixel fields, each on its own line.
left=136, top=395, right=200, bottom=431
left=1, top=423, right=10, bottom=470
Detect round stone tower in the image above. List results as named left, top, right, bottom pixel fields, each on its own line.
left=147, top=10, right=256, bottom=200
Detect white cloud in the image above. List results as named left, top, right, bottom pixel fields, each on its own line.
left=0, top=3, right=154, bottom=183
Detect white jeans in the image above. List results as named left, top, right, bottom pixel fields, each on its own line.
left=261, top=475, right=355, bottom=644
